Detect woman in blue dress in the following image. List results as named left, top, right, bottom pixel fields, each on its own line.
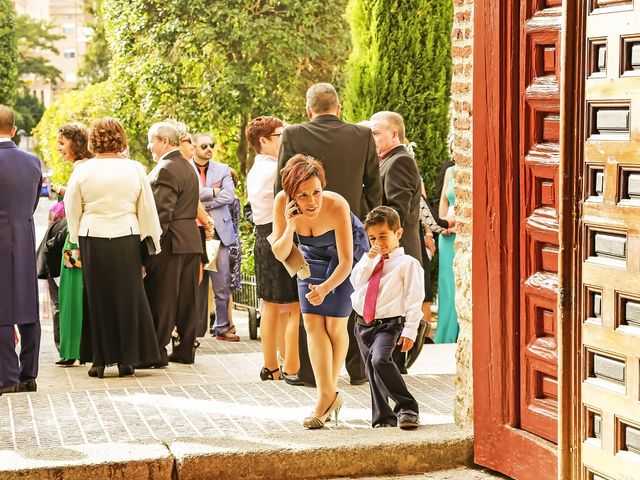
left=272, top=155, right=367, bottom=429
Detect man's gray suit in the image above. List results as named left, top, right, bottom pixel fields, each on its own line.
left=275, top=114, right=382, bottom=385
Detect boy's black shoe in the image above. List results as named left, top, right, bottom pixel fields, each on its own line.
left=18, top=379, right=37, bottom=392
left=398, top=412, right=419, bottom=429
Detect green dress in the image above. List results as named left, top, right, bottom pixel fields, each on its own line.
left=58, top=233, right=83, bottom=360
left=435, top=168, right=459, bottom=343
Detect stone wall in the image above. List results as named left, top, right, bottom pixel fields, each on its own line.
left=451, top=0, right=474, bottom=429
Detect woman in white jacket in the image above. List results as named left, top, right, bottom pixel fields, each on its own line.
left=64, top=117, right=162, bottom=378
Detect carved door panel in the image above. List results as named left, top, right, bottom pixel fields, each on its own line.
left=473, top=0, right=561, bottom=478
left=580, top=1, right=640, bottom=479
left=519, top=0, right=562, bottom=445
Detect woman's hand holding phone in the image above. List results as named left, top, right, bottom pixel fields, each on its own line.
left=285, top=198, right=302, bottom=228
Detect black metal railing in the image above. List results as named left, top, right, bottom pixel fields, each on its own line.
left=233, top=274, right=259, bottom=310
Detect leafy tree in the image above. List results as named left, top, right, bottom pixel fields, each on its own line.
left=78, top=0, right=111, bottom=86
left=343, top=0, right=453, bottom=194
left=102, top=0, right=350, bottom=174
left=15, top=14, right=64, bottom=85
left=33, top=82, right=114, bottom=185
left=0, top=0, right=19, bottom=105
left=13, top=93, right=45, bottom=135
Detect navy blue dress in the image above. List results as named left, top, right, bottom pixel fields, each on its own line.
left=297, top=213, right=368, bottom=317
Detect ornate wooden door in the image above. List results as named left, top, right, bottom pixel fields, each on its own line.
left=473, top=0, right=561, bottom=478
left=579, top=1, right=640, bottom=478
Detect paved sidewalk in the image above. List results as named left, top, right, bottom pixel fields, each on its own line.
left=3, top=209, right=467, bottom=480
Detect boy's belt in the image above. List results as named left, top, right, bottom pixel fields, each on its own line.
left=355, top=313, right=404, bottom=327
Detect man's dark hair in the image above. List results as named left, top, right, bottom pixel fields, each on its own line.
left=0, top=105, right=15, bottom=135
left=364, top=206, right=401, bottom=231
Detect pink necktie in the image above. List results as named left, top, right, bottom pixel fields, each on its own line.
left=198, top=165, right=207, bottom=186
left=363, top=254, right=389, bottom=324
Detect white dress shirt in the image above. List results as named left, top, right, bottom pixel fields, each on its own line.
left=350, top=247, right=425, bottom=341
left=64, top=157, right=162, bottom=253
left=0, top=137, right=13, bottom=143
left=246, top=153, right=277, bottom=226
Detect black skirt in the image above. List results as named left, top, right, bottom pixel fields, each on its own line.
left=79, top=235, right=161, bottom=366
left=254, top=223, right=298, bottom=303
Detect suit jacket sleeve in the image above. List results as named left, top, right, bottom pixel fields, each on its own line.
left=151, top=164, right=178, bottom=238
left=363, top=134, right=382, bottom=211
left=275, top=127, right=295, bottom=195
left=384, top=155, right=418, bottom=228
left=63, top=170, right=82, bottom=245
left=200, top=166, right=235, bottom=208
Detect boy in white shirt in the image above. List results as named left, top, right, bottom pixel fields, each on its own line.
left=351, top=206, right=424, bottom=429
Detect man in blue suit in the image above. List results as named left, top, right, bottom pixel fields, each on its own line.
left=0, top=106, right=42, bottom=395
left=192, top=133, right=239, bottom=341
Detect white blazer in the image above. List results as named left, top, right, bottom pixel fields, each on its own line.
left=64, top=157, right=162, bottom=253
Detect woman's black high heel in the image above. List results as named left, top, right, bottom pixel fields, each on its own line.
left=260, top=366, right=281, bottom=381
left=118, top=365, right=135, bottom=377
left=88, top=365, right=105, bottom=378
left=55, top=358, right=76, bottom=366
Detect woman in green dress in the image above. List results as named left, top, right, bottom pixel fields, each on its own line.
left=435, top=166, right=459, bottom=343
left=56, top=123, right=91, bottom=365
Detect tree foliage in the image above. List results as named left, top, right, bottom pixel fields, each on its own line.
left=15, top=14, right=64, bottom=85
left=13, top=93, right=45, bottom=135
left=78, top=0, right=111, bottom=86
left=0, top=0, right=19, bottom=105
left=102, top=0, right=350, bottom=174
left=33, top=82, right=114, bottom=184
left=342, top=0, right=453, bottom=195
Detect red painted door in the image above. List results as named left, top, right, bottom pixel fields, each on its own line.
left=473, top=0, right=561, bottom=478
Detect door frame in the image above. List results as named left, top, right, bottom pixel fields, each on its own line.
left=558, top=0, right=585, bottom=478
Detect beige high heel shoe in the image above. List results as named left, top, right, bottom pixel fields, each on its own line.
left=303, top=392, right=343, bottom=429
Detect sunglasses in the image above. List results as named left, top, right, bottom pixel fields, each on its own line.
left=199, top=143, right=215, bottom=150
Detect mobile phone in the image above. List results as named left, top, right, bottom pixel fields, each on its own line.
left=288, top=197, right=301, bottom=215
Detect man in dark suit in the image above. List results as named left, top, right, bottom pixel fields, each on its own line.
left=144, top=122, right=203, bottom=365
left=276, top=82, right=382, bottom=386
left=370, top=111, right=425, bottom=373
left=0, top=105, right=42, bottom=395
left=370, top=111, right=422, bottom=260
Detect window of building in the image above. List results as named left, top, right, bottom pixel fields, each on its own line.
left=63, top=49, right=76, bottom=59
left=63, top=23, right=75, bottom=35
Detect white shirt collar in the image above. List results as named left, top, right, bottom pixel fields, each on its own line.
left=0, top=137, right=13, bottom=143
left=387, top=247, right=404, bottom=258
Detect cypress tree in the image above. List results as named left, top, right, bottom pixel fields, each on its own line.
left=0, top=0, right=19, bottom=106
left=343, top=0, right=453, bottom=194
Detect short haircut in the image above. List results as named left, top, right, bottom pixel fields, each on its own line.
left=305, top=83, right=339, bottom=114
left=364, top=206, right=401, bottom=231
left=59, top=122, right=92, bottom=161
left=0, top=105, right=15, bottom=134
left=280, top=154, right=327, bottom=199
left=193, top=132, right=214, bottom=144
left=370, top=111, right=406, bottom=143
left=149, top=121, right=179, bottom=146
left=245, top=116, right=283, bottom=153
left=88, top=117, right=128, bottom=155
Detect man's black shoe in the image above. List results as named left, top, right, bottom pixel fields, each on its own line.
left=398, top=412, right=420, bottom=429
left=0, top=384, right=18, bottom=395
left=349, top=377, right=368, bottom=386
left=374, top=423, right=394, bottom=428
left=18, top=379, right=37, bottom=392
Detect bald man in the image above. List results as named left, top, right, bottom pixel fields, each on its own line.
left=0, top=105, right=43, bottom=395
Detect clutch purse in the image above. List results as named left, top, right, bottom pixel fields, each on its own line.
left=266, top=233, right=310, bottom=280
left=63, top=248, right=82, bottom=269
left=204, top=239, right=221, bottom=272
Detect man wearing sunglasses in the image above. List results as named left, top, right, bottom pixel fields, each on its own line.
left=192, top=133, right=239, bottom=341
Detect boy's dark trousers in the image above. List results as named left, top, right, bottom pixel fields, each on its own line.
left=355, top=318, right=419, bottom=427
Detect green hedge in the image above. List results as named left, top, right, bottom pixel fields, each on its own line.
left=342, top=0, right=453, bottom=195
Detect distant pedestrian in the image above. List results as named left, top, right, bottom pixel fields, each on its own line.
left=351, top=206, right=422, bottom=429
left=144, top=122, right=203, bottom=365
left=192, top=133, right=239, bottom=341
left=56, top=122, right=92, bottom=366
left=246, top=116, right=301, bottom=384
left=0, top=105, right=43, bottom=395
left=64, top=117, right=162, bottom=378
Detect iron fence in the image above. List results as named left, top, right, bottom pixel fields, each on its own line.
left=233, top=273, right=259, bottom=311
